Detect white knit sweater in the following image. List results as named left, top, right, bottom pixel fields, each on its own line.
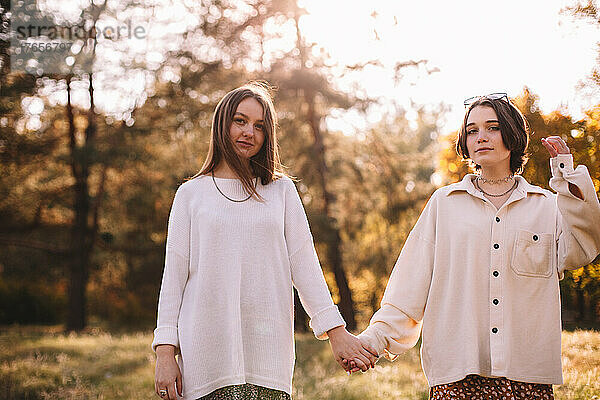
left=152, top=175, right=345, bottom=399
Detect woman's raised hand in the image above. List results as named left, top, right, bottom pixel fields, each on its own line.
left=154, top=344, right=183, bottom=400
left=327, top=326, right=378, bottom=372
left=541, top=136, right=570, bottom=157
left=541, top=135, right=584, bottom=199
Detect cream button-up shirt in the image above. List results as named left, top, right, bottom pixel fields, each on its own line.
left=359, top=154, right=600, bottom=387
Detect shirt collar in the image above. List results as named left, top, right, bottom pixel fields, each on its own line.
left=446, top=174, right=548, bottom=198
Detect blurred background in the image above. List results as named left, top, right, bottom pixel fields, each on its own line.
left=0, top=0, right=600, bottom=400
left=1, top=0, right=600, bottom=330
left=0, top=0, right=600, bottom=397
left=1, top=0, right=600, bottom=332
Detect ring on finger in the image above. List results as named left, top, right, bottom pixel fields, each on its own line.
left=159, top=389, right=168, bottom=397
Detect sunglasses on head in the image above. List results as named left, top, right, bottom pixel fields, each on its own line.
left=464, top=92, right=509, bottom=108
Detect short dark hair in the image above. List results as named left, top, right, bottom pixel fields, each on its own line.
left=455, top=97, right=530, bottom=174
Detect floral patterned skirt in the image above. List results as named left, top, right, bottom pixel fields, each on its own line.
left=429, top=374, right=554, bottom=399
left=197, top=383, right=291, bottom=400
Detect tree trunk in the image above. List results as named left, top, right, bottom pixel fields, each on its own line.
left=291, top=11, right=357, bottom=330
left=327, top=228, right=356, bottom=330
left=65, top=3, right=104, bottom=330
left=304, top=89, right=357, bottom=330
left=294, top=289, right=309, bottom=333
left=576, top=286, right=586, bottom=321
left=66, top=74, right=90, bottom=331
left=65, top=70, right=101, bottom=331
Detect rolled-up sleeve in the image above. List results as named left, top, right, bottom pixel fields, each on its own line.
left=550, top=154, right=600, bottom=277
left=284, top=179, right=345, bottom=339
left=152, top=185, right=191, bottom=352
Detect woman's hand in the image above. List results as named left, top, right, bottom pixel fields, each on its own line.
left=541, top=136, right=570, bottom=157
left=154, top=344, right=182, bottom=400
left=327, top=326, right=378, bottom=372
left=346, top=335, right=380, bottom=374
left=541, top=136, right=584, bottom=199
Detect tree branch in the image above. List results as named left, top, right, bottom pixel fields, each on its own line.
left=0, top=235, right=69, bottom=255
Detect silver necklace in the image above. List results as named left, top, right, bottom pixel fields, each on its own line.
left=477, top=174, right=514, bottom=184
left=475, top=177, right=518, bottom=197
left=211, top=170, right=257, bottom=202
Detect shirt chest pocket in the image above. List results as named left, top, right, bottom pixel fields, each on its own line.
left=510, top=229, right=554, bottom=278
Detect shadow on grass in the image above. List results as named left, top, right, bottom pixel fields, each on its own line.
left=0, top=346, right=85, bottom=363
left=0, top=327, right=152, bottom=400
left=2, top=376, right=44, bottom=400
left=84, top=357, right=150, bottom=382
left=0, top=356, right=151, bottom=399
left=561, top=320, right=600, bottom=332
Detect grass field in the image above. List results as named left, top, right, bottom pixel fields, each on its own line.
left=1, top=326, right=599, bottom=399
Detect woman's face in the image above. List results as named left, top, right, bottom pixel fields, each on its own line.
left=229, top=97, right=266, bottom=160
left=465, top=106, right=511, bottom=172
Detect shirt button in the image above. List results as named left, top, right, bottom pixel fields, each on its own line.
left=493, top=243, right=499, bottom=249
left=560, top=162, right=565, bottom=168
left=493, top=271, right=499, bottom=277
left=493, top=299, right=499, bottom=305
left=533, top=235, right=538, bottom=241
left=492, top=327, right=498, bottom=334
left=495, top=217, right=500, bottom=222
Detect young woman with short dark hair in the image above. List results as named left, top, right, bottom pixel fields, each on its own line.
left=352, top=93, right=600, bottom=399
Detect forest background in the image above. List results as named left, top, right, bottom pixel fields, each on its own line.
left=1, top=0, right=600, bottom=337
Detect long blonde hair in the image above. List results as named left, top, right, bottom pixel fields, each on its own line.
left=189, top=81, right=285, bottom=198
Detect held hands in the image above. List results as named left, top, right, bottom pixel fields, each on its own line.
left=345, top=335, right=379, bottom=374
left=541, top=136, right=570, bottom=157
left=327, top=326, right=378, bottom=374
left=154, top=344, right=182, bottom=400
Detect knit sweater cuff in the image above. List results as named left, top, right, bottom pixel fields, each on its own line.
left=152, top=326, right=179, bottom=352
left=309, top=305, right=345, bottom=340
